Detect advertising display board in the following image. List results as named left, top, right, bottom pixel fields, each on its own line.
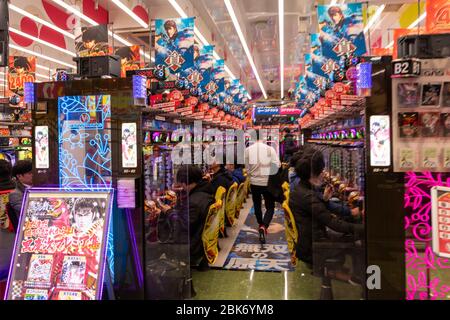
left=431, top=186, right=450, bottom=258
left=5, top=189, right=113, bottom=300
left=392, top=58, right=450, bottom=172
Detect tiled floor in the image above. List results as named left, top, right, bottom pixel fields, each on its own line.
left=192, top=199, right=363, bottom=300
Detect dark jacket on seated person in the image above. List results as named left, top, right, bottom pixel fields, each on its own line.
left=231, top=167, right=245, bottom=184
left=189, top=180, right=215, bottom=263
left=210, top=166, right=234, bottom=194
left=289, top=180, right=363, bottom=265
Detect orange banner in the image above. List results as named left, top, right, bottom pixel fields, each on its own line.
left=426, top=0, right=450, bottom=33
left=8, top=56, right=36, bottom=96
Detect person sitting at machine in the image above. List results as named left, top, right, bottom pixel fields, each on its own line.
left=225, top=157, right=245, bottom=185
left=206, top=155, right=234, bottom=195
left=289, top=147, right=356, bottom=220
left=289, top=149, right=364, bottom=284
left=9, top=160, right=33, bottom=224
left=176, top=165, right=215, bottom=272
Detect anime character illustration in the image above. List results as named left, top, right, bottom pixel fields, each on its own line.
left=421, top=84, right=442, bottom=106
left=70, top=198, right=101, bottom=234
left=114, top=46, right=141, bottom=77
left=60, top=256, right=86, bottom=286
left=122, top=124, right=137, bottom=168
left=155, top=18, right=195, bottom=78
left=399, top=112, right=419, bottom=138
left=398, top=83, right=420, bottom=107
left=8, top=56, right=36, bottom=95
left=317, top=4, right=367, bottom=61
left=370, top=118, right=390, bottom=165
left=35, top=128, right=49, bottom=168
left=420, top=112, right=440, bottom=137
left=75, top=25, right=110, bottom=57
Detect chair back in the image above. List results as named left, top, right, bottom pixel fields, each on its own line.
left=215, top=186, right=227, bottom=237
left=235, top=183, right=245, bottom=215
left=202, top=201, right=222, bottom=264
left=282, top=194, right=298, bottom=266
left=225, top=183, right=238, bottom=226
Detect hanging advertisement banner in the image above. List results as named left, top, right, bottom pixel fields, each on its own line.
left=311, top=33, right=334, bottom=80
left=317, top=3, right=367, bottom=61
left=8, top=56, right=36, bottom=96
left=155, top=17, right=195, bottom=80
left=114, top=46, right=141, bottom=78
left=426, top=0, right=450, bottom=34
left=213, top=59, right=226, bottom=95
left=199, top=45, right=215, bottom=94
left=5, top=189, right=114, bottom=300
left=75, top=25, right=110, bottom=57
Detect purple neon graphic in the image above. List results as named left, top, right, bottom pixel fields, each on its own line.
left=405, top=172, right=450, bottom=300
left=125, top=209, right=144, bottom=288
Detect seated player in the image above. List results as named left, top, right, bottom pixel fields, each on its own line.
left=225, top=157, right=245, bottom=185
left=289, top=149, right=364, bottom=284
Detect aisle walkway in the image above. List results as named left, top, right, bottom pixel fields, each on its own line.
left=192, top=199, right=363, bottom=300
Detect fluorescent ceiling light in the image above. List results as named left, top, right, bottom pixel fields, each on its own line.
left=9, top=4, right=75, bottom=39
left=279, top=0, right=284, bottom=99
left=408, top=12, right=427, bottom=29
left=9, top=43, right=76, bottom=69
left=52, top=0, right=98, bottom=25
left=9, top=27, right=76, bottom=57
left=168, top=0, right=251, bottom=98
left=363, top=5, right=385, bottom=33
left=224, top=0, right=267, bottom=99
left=110, top=0, right=149, bottom=29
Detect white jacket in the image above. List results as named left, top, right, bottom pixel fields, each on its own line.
left=244, top=141, right=281, bottom=187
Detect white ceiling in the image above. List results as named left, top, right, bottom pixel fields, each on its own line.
left=4, top=0, right=425, bottom=100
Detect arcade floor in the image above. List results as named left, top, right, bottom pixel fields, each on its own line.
left=191, top=199, right=363, bottom=300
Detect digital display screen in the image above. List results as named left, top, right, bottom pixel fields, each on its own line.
left=370, top=115, right=391, bottom=167
left=122, top=123, right=137, bottom=168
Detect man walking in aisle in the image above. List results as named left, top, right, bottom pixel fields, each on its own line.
left=244, top=131, right=281, bottom=244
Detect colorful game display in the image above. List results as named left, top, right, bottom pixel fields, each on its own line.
left=5, top=190, right=113, bottom=300
left=398, top=83, right=420, bottom=107
left=398, top=112, right=419, bottom=138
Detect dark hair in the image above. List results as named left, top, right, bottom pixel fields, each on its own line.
left=176, top=165, right=203, bottom=185
left=328, top=6, right=343, bottom=18
left=164, top=20, right=177, bottom=32
left=73, top=198, right=100, bottom=214
left=0, top=159, right=12, bottom=182
left=12, top=160, right=32, bottom=177
left=82, top=26, right=103, bottom=42
left=283, top=128, right=291, bottom=134
left=294, top=149, right=325, bottom=181
left=14, top=56, right=31, bottom=70
left=115, top=46, right=138, bottom=60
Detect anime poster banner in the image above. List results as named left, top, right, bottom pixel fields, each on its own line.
left=317, top=3, right=367, bottom=62
left=426, top=0, right=450, bottom=34
left=121, top=123, right=137, bottom=168
left=304, top=53, right=312, bottom=73
left=35, top=126, right=49, bottom=169
left=114, top=46, right=141, bottom=78
left=198, top=45, right=214, bottom=91
left=213, top=59, right=226, bottom=95
left=8, top=56, right=36, bottom=96
left=155, top=17, right=195, bottom=80
left=75, top=25, right=110, bottom=58
left=5, top=189, right=113, bottom=300
left=369, top=116, right=391, bottom=167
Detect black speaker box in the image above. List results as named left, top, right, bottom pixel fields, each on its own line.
left=398, top=33, right=450, bottom=59
left=0, top=0, right=9, bottom=67
left=73, top=55, right=121, bottom=78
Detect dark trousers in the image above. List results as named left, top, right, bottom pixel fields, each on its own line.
left=250, top=185, right=275, bottom=228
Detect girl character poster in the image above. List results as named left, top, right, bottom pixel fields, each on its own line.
left=114, top=46, right=141, bottom=77
left=8, top=56, right=36, bottom=96
left=398, top=83, right=420, bottom=107
left=420, top=112, right=440, bottom=137
left=421, top=83, right=442, bottom=106
left=399, top=112, right=419, bottom=138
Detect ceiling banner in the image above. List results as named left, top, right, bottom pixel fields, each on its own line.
left=426, top=0, right=450, bottom=34
left=317, top=3, right=367, bottom=61
left=8, top=56, right=36, bottom=96
left=155, top=17, right=195, bottom=80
